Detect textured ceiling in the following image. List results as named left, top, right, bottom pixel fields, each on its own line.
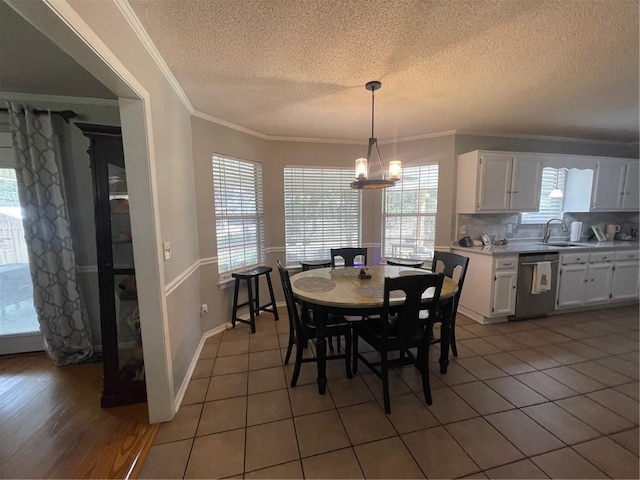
left=0, top=1, right=115, bottom=100
left=129, top=0, right=639, bottom=142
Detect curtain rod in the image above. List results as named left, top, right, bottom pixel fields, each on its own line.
left=0, top=107, right=78, bottom=124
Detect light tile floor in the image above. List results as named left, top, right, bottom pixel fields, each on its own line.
left=139, top=304, right=639, bottom=479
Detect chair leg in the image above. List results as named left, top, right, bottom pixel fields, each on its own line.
left=345, top=331, right=353, bottom=379
left=352, top=332, right=359, bottom=374
left=418, top=342, right=432, bottom=405
left=450, top=315, right=458, bottom=357
left=381, top=351, right=391, bottom=414
left=328, top=335, right=334, bottom=352
left=284, top=333, right=294, bottom=364
left=291, top=341, right=304, bottom=387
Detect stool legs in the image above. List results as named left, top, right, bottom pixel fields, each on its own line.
left=230, top=269, right=279, bottom=333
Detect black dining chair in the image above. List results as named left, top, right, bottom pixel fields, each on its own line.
left=352, top=273, right=444, bottom=413
left=276, top=261, right=352, bottom=387
left=431, top=251, right=470, bottom=357
left=330, top=247, right=368, bottom=267
left=328, top=247, right=368, bottom=351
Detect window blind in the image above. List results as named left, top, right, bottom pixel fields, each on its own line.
left=284, top=167, right=361, bottom=263
left=212, top=155, right=264, bottom=275
left=521, top=167, right=566, bottom=224
left=382, top=164, right=438, bottom=259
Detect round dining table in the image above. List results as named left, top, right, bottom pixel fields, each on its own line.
left=290, top=265, right=458, bottom=394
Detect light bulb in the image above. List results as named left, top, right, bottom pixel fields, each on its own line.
left=549, top=188, right=563, bottom=198
left=388, top=161, right=402, bottom=181
left=355, top=158, right=368, bottom=179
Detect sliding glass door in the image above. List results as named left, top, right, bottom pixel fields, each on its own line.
left=0, top=160, right=42, bottom=354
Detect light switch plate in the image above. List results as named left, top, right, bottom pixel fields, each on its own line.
left=163, top=242, right=171, bottom=260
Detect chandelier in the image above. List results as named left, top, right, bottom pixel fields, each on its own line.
left=350, top=81, right=401, bottom=189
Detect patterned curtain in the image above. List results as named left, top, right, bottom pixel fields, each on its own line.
left=7, top=102, right=92, bottom=365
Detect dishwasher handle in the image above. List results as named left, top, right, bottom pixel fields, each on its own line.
left=520, top=260, right=559, bottom=266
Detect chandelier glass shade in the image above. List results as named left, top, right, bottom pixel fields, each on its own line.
left=549, top=168, right=564, bottom=198
left=350, top=81, right=401, bottom=189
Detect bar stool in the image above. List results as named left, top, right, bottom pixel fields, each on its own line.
left=231, top=266, right=279, bottom=333
left=300, top=259, right=331, bottom=271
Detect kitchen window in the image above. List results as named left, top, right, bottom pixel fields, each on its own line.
left=284, top=167, right=361, bottom=264
left=521, top=167, right=566, bottom=224
left=212, top=155, right=264, bottom=275
left=382, top=164, right=438, bottom=259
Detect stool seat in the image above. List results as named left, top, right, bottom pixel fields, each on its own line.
left=232, top=265, right=273, bottom=279
left=231, top=265, right=279, bottom=333
left=300, top=259, right=331, bottom=271
left=386, top=258, right=424, bottom=268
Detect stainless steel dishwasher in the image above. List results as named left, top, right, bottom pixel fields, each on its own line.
left=510, top=252, right=559, bottom=320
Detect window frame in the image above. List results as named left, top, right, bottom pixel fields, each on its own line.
left=212, top=154, right=265, bottom=277
left=520, top=167, right=567, bottom=224
left=381, top=163, right=439, bottom=261
left=283, top=165, right=362, bottom=265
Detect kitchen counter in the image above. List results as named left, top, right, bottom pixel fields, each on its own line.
left=451, top=240, right=639, bottom=256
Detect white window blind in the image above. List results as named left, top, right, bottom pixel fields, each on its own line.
left=382, top=164, right=438, bottom=259
left=284, top=167, right=361, bottom=263
left=212, top=155, right=264, bottom=275
left=521, top=167, right=566, bottom=224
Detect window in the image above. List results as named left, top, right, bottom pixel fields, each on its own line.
left=284, top=167, right=361, bottom=263
left=521, top=167, right=566, bottom=224
left=382, top=164, right=438, bottom=259
left=212, top=155, right=264, bottom=275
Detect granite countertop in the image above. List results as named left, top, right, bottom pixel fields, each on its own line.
left=451, top=240, right=639, bottom=256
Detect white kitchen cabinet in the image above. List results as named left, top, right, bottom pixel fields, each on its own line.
left=557, top=251, right=619, bottom=309
left=457, top=151, right=541, bottom=213
left=457, top=252, right=518, bottom=322
left=557, top=263, right=589, bottom=308
left=591, top=158, right=639, bottom=211
left=584, top=262, right=614, bottom=304
left=611, top=250, right=640, bottom=301
left=492, top=269, right=518, bottom=315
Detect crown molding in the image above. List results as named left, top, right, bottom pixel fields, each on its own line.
left=0, top=92, right=118, bottom=107
left=115, top=0, right=194, bottom=115
left=455, top=129, right=637, bottom=146
left=192, top=110, right=268, bottom=139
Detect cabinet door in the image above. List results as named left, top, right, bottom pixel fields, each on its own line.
left=621, top=161, right=639, bottom=210
left=492, top=270, right=517, bottom=315
left=510, top=156, right=542, bottom=211
left=611, top=261, right=640, bottom=300
left=478, top=154, right=512, bottom=211
left=585, top=263, right=614, bottom=304
left=556, top=264, right=588, bottom=308
left=591, top=159, right=627, bottom=211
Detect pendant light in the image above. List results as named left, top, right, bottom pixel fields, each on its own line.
left=549, top=168, right=564, bottom=198
left=351, top=81, right=401, bottom=189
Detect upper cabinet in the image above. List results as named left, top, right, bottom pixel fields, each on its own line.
left=457, top=151, right=541, bottom=213
left=456, top=150, right=639, bottom=214
left=591, top=158, right=639, bottom=211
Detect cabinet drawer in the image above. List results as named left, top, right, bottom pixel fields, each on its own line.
left=494, top=257, right=517, bottom=270
left=561, top=253, right=589, bottom=265
left=615, top=250, right=639, bottom=261
left=589, top=252, right=615, bottom=263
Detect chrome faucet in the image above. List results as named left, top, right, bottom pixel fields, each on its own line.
left=543, top=218, right=568, bottom=243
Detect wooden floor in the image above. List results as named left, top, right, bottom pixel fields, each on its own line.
left=0, top=352, right=157, bottom=479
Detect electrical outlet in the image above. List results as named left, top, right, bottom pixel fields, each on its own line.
left=200, top=303, right=208, bottom=314
left=460, top=224, right=468, bottom=235
left=163, top=242, right=171, bottom=261
left=506, top=223, right=513, bottom=234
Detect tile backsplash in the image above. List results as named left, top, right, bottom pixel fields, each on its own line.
left=457, top=212, right=639, bottom=243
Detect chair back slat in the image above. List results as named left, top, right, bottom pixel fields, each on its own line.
left=330, top=247, right=368, bottom=267
left=277, top=260, right=303, bottom=340
left=382, top=273, right=444, bottom=344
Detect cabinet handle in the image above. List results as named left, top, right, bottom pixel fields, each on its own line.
left=512, top=191, right=518, bottom=194
left=503, top=262, right=512, bottom=266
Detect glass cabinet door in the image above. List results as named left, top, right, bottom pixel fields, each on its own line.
left=77, top=122, right=146, bottom=407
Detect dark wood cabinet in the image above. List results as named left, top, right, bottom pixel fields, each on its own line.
left=76, top=123, right=146, bottom=407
